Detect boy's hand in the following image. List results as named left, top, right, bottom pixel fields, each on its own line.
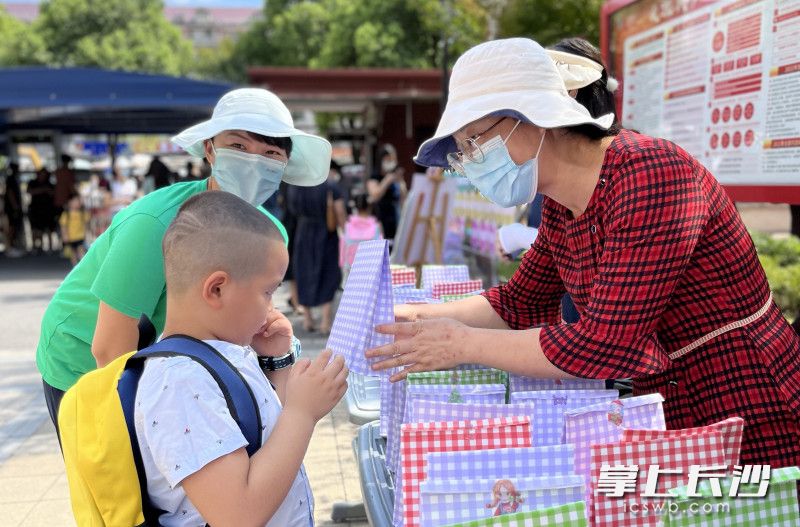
left=251, top=310, right=293, bottom=357
left=284, top=350, right=348, bottom=423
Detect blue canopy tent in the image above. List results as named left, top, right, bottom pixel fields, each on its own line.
left=0, top=67, right=235, bottom=134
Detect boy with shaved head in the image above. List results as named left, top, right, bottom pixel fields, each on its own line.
left=133, top=191, right=347, bottom=526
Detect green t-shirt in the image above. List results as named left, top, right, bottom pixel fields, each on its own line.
left=36, top=180, right=288, bottom=391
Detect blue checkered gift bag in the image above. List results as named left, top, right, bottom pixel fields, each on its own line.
left=421, top=264, right=470, bottom=290
left=425, top=445, right=576, bottom=481
left=439, top=501, right=588, bottom=527
left=508, top=376, right=606, bottom=394
left=419, top=475, right=585, bottom=527
left=327, top=239, right=394, bottom=375
left=509, top=390, right=618, bottom=446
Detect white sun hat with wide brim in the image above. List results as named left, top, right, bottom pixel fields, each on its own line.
left=414, top=38, right=614, bottom=168
left=172, top=88, right=332, bottom=186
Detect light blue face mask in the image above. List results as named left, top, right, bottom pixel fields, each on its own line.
left=463, top=122, right=546, bottom=208
left=210, top=144, right=286, bottom=206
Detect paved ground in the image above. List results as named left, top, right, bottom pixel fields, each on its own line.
left=0, top=254, right=368, bottom=526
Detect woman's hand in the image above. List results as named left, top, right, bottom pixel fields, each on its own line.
left=394, top=303, right=419, bottom=323
left=366, top=318, right=472, bottom=382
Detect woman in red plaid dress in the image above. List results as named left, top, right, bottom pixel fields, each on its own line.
left=368, top=38, right=800, bottom=469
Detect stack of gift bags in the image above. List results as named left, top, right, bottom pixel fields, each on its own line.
left=328, top=241, right=800, bottom=527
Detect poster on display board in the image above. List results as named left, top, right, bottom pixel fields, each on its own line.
left=605, top=0, right=800, bottom=186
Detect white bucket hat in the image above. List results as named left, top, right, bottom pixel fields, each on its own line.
left=172, top=88, right=332, bottom=186
left=414, top=38, right=615, bottom=167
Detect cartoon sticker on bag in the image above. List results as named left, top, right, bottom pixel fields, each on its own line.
left=448, top=387, right=464, bottom=403
left=486, top=479, right=524, bottom=516
left=607, top=399, right=624, bottom=426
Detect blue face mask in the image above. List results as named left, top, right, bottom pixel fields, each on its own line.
left=463, top=125, right=546, bottom=208
left=211, top=144, right=286, bottom=206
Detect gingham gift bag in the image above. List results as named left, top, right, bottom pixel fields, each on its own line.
left=421, top=264, right=470, bottom=290
left=589, top=431, right=728, bottom=527
left=425, top=444, right=576, bottom=481
left=388, top=383, right=508, bottom=472
left=439, top=501, right=588, bottom=527
left=420, top=475, right=585, bottom=527
left=410, top=400, right=535, bottom=427
left=662, top=466, right=800, bottom=527
left=395, top=417, right=533, bottom=527
left=403, top=383, right=508, bottom=425
left=392, top=267, right=418, bottom=286
left=379, top=372, right=404, bottom=438
left=431, top=280, right=484, bottom=299
left=509, top=390, right=619, bottom=446
left=509, top=375, right=606, bottom=394
left=442, top=291, right=485, bottom=302
left=620, top=416, right=745, bottom=473
left=407, top=369, right=508, bottom=387
left=394, top=287, right=440, bottom=305
left=327, top=239, right=394, bottom=375
left=565, top=394, right=666, bottom=497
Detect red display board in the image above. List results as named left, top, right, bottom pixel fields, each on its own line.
left=601, top=0, right=800, bottom=203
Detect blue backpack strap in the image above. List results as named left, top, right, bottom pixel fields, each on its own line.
left=118, top=335, right=263, bottom=525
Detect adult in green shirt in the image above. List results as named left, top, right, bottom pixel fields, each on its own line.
left=37, top=88, right=332, bottom=431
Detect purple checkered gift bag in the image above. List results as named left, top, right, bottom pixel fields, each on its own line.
left=403, top=384, right=507, bottom=425
left=411, top=400, right=534, bottom=425
left=509, top=390, right=618, bottom=446
left=387, top=384, right=507, bottom=473
left=380, top=372, right=404, bottom=438
left=327, top=239, right=394, bottom=375
left=419, top=475, right=585, bottom=527
left=564, top=394, right=666, bottom=505
left=421, top=264, right=470, bottom=290
left=508, top=376, right=606, bottom=394
left=425, top=445, right=576, bottom=481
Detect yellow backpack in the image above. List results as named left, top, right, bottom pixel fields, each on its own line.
left=58, top=335, right=262, bottom=526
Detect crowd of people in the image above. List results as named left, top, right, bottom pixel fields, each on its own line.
left=0, top=154, right=217, bottom=265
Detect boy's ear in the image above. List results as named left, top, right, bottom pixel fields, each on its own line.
left=201, top=270, right=229, bottom=309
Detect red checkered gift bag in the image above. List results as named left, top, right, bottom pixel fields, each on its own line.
left=589, top=431, right=727, bottom=527
left=431, top=280, right=484, bottom=299
left=395, top=416, right=533, bottom=527
left=392, top=267, right=417, bottom=286
left=620, top=416, right=744, bottom=472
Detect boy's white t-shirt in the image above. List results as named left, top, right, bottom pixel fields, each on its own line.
left=134, top=340, right=314, bottom=527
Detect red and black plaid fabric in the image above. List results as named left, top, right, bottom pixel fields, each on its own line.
left=484, top=130, right=800, bottom=468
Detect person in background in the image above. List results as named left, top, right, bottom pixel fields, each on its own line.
left=367, top=144, right=406, bottom=241
left=82, top=173, right=111, bottom=240
left=146, top=155, right=173, bottom=190
left=2, top=162, right=25, bottom=257
left=59, top=194, right=89, bottom=267
left=340, top=192, right=382, bottom=278
left=54, top=155, right=77, bottom=219
left=27, top=168, right=58, bottom=254
left=109, top=167, right=139, bottom=217
left=288, top=161, right=347, bottom=334
left=278, top=181, right=302, bottom=315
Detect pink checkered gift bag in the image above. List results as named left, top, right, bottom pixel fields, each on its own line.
left=509, top=375, right=606, bottom=394
left=395, top=416, right=533, bottom=527
left=431, top=280, right=484, bottom=299
left=564, top=394, right=666, bottom=500
left=509, top=390, right=619, bottom=446
left=620, top=416, right=744, bottom=472
left=589, top=431, right=727, bottom=527
left=392, top=267, right=417, bottom=286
